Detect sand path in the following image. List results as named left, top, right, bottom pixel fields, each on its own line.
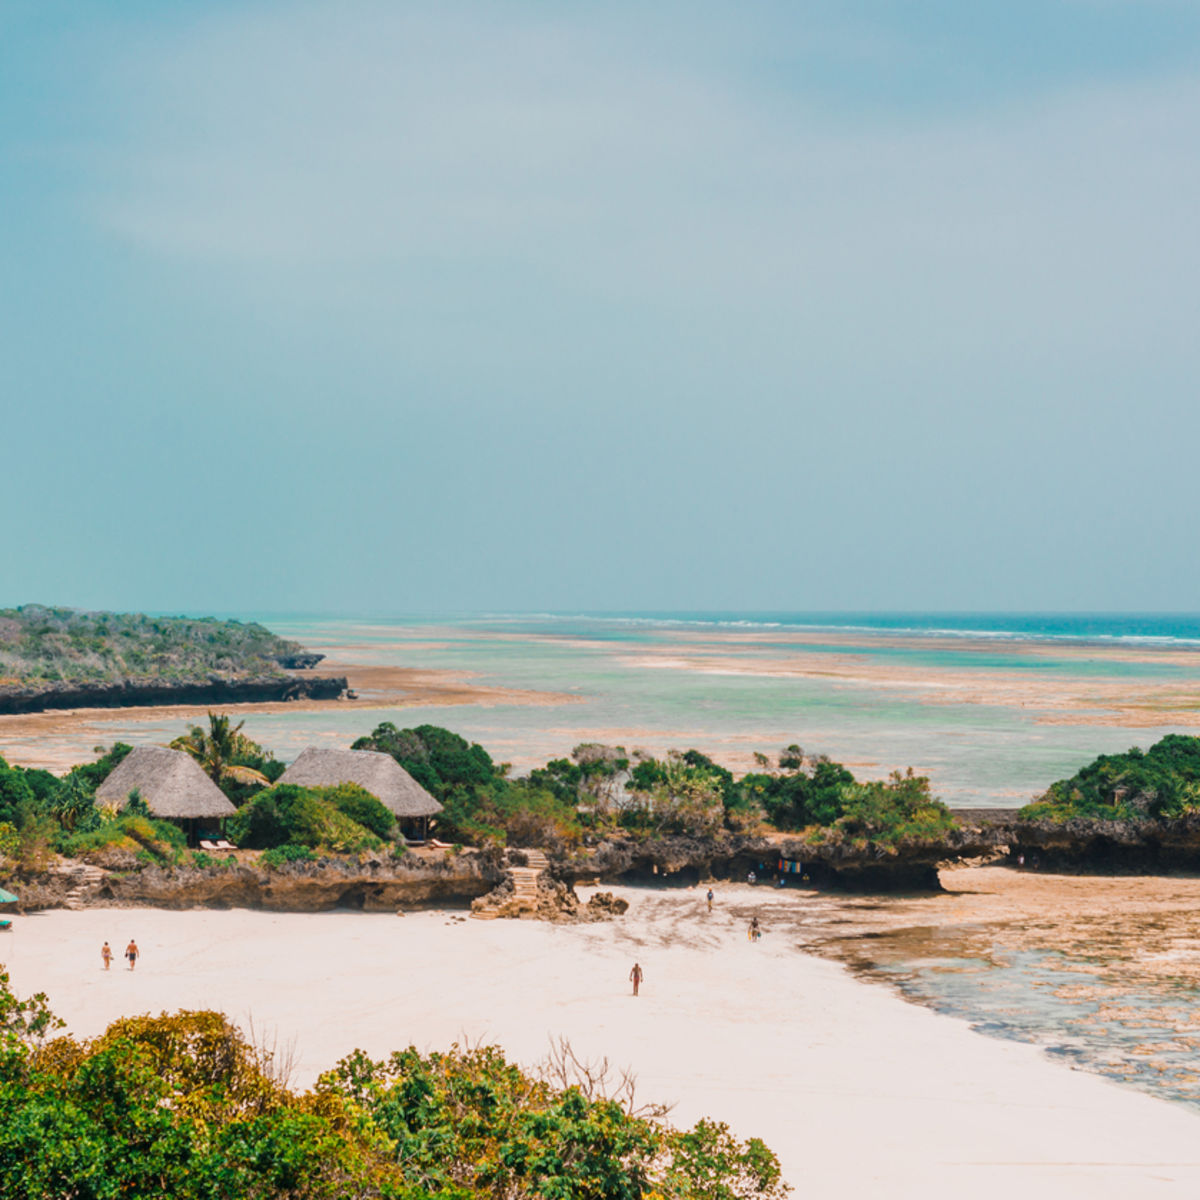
left=6, top=886, right=1200, bottom=1198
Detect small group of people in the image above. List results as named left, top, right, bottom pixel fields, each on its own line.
left=101, top=939, right=139, bottom=971
left=749, top=863, right=794, bottom=888
left=629, top=880, right=772, bottom=995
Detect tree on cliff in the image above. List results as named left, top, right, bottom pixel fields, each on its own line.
left=1021, top=733, right=1200, bottom=821
left=738, top=750, right=855, bottom=831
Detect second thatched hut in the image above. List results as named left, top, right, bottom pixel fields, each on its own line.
left=277, top=747, right=443, bottom=841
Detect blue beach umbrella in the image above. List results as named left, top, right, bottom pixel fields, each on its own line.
left=0, top=889, right=17, bottom=904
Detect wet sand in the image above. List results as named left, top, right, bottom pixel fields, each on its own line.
left=8, top=885, right=1200, bottom=1199
left=717, top=867, right=1200, bottom=1110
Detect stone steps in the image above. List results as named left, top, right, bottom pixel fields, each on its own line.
left=470, top=849, right=548, bottom=919
left=53, top=860, right=107, bottom=910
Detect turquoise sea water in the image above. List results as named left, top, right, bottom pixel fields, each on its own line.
left=60, top=609, right=1200, bottom=809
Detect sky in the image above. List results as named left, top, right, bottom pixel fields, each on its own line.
left=2, top=1, right=1199, bottom=616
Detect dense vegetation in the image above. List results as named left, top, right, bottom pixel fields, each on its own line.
left=1020, top=734, right=1200, bottom=822
left=353, top=724, right=957, bottom=850
left=352, top=723, right=587, bottom=848
left=0, top=714, right=959, bottom=874
left=0, top=606, right=307, bottom=688
left=0, top=970, right=788, bottom=1199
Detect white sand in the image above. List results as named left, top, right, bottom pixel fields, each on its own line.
left=6, top=885, right=1200, bottom=1199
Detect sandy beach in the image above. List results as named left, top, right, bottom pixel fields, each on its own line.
left=7, top=885, right=1200, bottom=1198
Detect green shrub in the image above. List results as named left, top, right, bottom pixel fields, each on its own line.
left=118, top=813, right=186, bottom=864
left=228, top=785, right=380, bottom=853
left=317, top=783, right=395, bottom=839
left=58, top=809, right=184, bottom=864
left=0, top=765, right=35, bottom=828
left=740, top=752, right=856, bottom=831
left=797, top=769, right=957, bottom=849
left=260, top=843, right=317, bottom=869
left=352, top=721, right=498, bottom=798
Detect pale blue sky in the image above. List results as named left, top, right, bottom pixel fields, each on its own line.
left=3, top=2, right=1199, bottom=614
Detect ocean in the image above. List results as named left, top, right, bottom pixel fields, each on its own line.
left=19, top=609, right=1200, bottom=807
left=234, top=610, right=1200, bottom=808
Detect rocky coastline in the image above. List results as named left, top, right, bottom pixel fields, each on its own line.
left=0, top=673, right=348, bottom=715
left=980, top=810, right=1200, bottom=873
left=15, top=848, right=504, bottom=913
left=14, top=814, right=1200, bottom=918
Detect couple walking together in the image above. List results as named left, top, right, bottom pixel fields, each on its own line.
left=101, top=939, right=139, bottom=970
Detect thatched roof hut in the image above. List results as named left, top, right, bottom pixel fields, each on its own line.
left=277, top=748, right=442, bottom=819
left=95, top=746, right=236, bottom=820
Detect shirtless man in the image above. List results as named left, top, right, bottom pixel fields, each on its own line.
left=629, top=962, right=644, bottom=996
left=125, top=939, right=140, bottom=971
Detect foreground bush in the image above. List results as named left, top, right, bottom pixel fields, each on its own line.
left=0, top=969, right=788, bottom=1199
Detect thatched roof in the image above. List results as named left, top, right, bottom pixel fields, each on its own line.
left=277, top=748, right=443, bottom=818
left=95, top=746, right=237, bottom=819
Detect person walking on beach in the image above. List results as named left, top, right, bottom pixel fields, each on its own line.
left=630, top=962, right=643, bottom=996
left=101, top=941, right=112, bottom=971
left=748, top=917, right=761, bottom=943
left=125, top=939, right=139, bottom=971
left=706, top=888, right=714, bottom=913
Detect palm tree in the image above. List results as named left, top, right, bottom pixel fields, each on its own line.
left=172, top=712, right=270, bottom=789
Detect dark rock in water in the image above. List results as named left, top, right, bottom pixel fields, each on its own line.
left=0, top=673, right=348, bottom=715
left=275, top=652, right=326, bottom=669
